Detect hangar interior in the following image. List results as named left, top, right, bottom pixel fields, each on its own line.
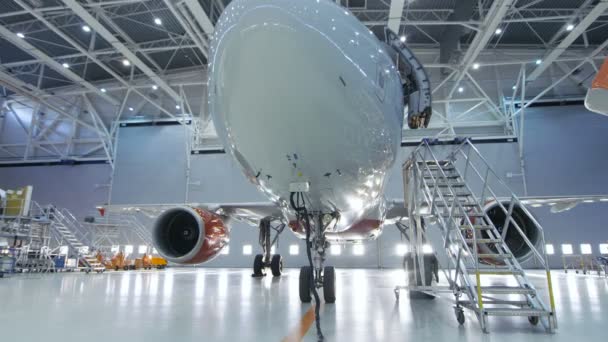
left=1, top=0, right=608, bottom=341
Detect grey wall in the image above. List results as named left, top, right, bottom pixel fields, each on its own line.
left=0, top=163, right=111, bottom=220
left=3, top=104, right=607, bottom=268
left=523, top=105, right=608, bottom=266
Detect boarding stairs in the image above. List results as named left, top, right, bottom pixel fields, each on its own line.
left=47, top=207, right=102, bottom=271
left=399, top=138, right=556, bottom=333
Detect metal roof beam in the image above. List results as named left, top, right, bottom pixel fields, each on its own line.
left=162, top=0, right=208, bottom=58
left=0, top=69, right=101, bottom=133
left=527, top=1, right=608, bottom=81
left=0, top=24, right=120, bottom=106
left=183, top=0, right=215, bottom=36
left=448, top=0, right=514, bottom=96
left=61, top=0, right=182, bottom=104
left=387, top=0, right=406, bottom=33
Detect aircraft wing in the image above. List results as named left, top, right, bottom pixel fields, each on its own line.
left=517, top=195, right=608, bottom=213
left=100, top=202, right=284, bottom=227
left=384, top=194, right=608, bottom=222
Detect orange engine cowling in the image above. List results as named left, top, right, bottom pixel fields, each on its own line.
left=152, top=207, right=229, bottom=264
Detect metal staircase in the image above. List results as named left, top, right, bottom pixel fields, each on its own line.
left=397, top=138, right=556, bottom=333
left=47, top=207, right=98, bottom=270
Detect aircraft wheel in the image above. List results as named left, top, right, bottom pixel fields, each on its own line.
left=299, top=266, right=312, bottom=303
left=323, top=266, right=336, bottom=303
left=270, top=254, right=283, bottom=276
left=528, top=316, right=539, bottom=326
left=456, top=309, right=465, bottom=325
left=253, top=254, right=265, bottom=277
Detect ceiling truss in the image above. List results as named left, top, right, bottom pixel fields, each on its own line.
left=1, top=0, right=607, bottom=164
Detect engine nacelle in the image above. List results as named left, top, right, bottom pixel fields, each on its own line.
left=152, top=207, right=229, bottom=264
left=474, top=201, right=541, bottom=264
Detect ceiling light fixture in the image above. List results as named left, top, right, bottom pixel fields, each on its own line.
left=399, top=35, right=406, bottom=43
left=82, top=25, right=91, bottom=33
left=62, top=63, right=69, bottom=68
left=154, top=18, right=162, bottom=26
left=495, top=28, right=502, bottom=35
left=472, top=63, right=480, bottom=70
left=122, top=59, right=131, bottom=66
left=16, top=32, right=25, bottom=38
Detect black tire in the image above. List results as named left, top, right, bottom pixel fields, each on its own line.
left=528, top=316, right=539, bottom=326
left=299, top=266, right=312, bottom=303
left=323, top=266, right=336, bottom=303
left=270, top=254, right=283, bottom=276
left=253, top=254, right=265, bottom=276
left=456, top=310, right=465, bottom=325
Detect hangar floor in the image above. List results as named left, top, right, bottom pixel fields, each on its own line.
left=0, top=268, right=606, bottom=341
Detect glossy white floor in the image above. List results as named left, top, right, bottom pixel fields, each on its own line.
left=0, top=268, right=606, bottom=341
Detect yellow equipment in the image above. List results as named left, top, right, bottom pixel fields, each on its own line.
left=3, top=186, right=33, bottom=216
left=110, top=251, right=134, bottom=270
left=150, top=255, right=167, bottom=269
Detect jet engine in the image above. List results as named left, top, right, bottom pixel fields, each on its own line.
left=473, top=201, right=541, bottom=264
left=152, top=207, right=229, bottom=264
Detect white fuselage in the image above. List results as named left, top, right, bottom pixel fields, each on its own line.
left=208, top=0, right=403, bottom=234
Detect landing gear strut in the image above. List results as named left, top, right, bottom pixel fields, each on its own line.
left=296, top=213, right=337, bottom=303
left=252, top=217, right=285, bottom=277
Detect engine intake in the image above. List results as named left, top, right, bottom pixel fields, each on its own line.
left=152, top=207, right=229, bottom=264
left=478, top=201, right=541, bottom=264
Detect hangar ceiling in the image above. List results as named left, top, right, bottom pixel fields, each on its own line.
left=0, top=0, right=606, bottom=165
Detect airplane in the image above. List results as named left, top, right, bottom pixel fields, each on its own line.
left=105, top=0, right=431, bottom=305
left=100, top=0, right=608, bottom=308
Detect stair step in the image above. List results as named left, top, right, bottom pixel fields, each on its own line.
left=429, top=182, right=467, bottom=187
left=480, top=286, right=535, bottom=295
left=460, top=299, right=530, bottom=306
left=443, top=213, right=485, bottom=218
left=438, top=192, right=472, bottom=197
left=423, top=174, right=460, bottom=179
left=434, top=202, right=478, bottom=208
left=465, top=238, right=503, bottom=244
left=478, top=253, right=512, bottom=259
left=468, top=269, right=524, bottom=276
left=460, top=225, right=494, bottom=230
left=483, top=308, right=551, bottom=317
left=420, top=164, right=455, bottom=171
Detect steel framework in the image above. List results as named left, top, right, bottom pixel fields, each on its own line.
left=0, top=0, right=606, bottom=165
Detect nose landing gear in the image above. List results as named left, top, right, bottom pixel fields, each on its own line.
left=252, top=217, right=285, bottom=277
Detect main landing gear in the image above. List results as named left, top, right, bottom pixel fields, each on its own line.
left=297, top=213, right=337, bottom=304
left=252, top=217, right=285, bottom=277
